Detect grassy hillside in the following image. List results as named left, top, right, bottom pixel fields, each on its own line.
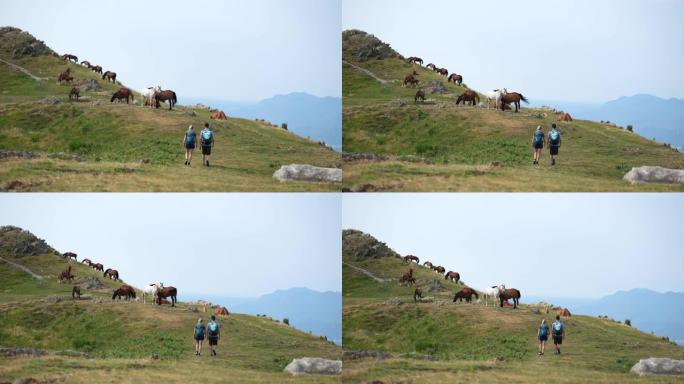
left=342, top=31, right=684, bottom=191
left=342, top=230, right=684, bottom=383
left=0, top=28, right=339, bottom=191
left=0, top=228, right=340, bottom=383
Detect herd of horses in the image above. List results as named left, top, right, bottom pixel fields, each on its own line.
left=403, top=56, right=529, bottom=112
left=400, top=254, right=522, bottom=309
left=59, top=53, right=178, bottom=110
left=58, top=251, right=178, bottom=307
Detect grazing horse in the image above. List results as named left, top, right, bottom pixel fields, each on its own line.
left=407, top=57, right=423, bottom=65
left=80, top=60, right=91, bottom=68
left=156, top=286, right=178, bottom=307
left=62, top=54, right=78, bottom=62
left=559, top=112, right=573, bottom=122
left=142, top=283, right=161, bottom=304
left=91, top=65, right=103, bottom=74
left=69, top=87, right=80, bottom=101
left=62, top=252, right=77, bottom=261
left=444, top=271, right=460, bottom=283
left=453, top=288, right=479, bottom=303
left=399, top=268, right=415, bottom=286
left=81, top=258, right=92, bottom=266
left=423, top=261, right=433, bottom=268
left=433, top=265, right=445, bottom=274
left=103, top=268, right=119, bottom=281
left=456, top=90, right=480, bottom=106
left=403, top=74, right=419, bottom=87
left=140, top=86, right=161, bottom=108
left=403, top=255, right=420, bottom=264
left=102, top=71, right=117, bottom=83
left=58, top=266, right=74, bottom=282
left=499, top=91, right=528, bottom=112
left=58, top=71, right=73, bottom=84
left=447, top=73, right=463, bottom=85
left=426, top=63, right=436, bottom=71
left=414, top=288, right=423, bottom=303
left=211, top=110, right=228, bottom=120
left=112, top=285, right=136, bottom=301
left=111, top=88, right=134, bottom=104
left=414, top=90, right=426, bottom=104
left=436, top=68, right=448, bottom=77
left=498, top=287, right=521, bottom=309
left=155, top=90, right=177, bottom=110
left=91, top=263, right=104, bottom=272
left=72, top=285, right=81, bottom=299
left=483, top=285, right=503, bottom=306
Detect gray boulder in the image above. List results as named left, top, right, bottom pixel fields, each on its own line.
left=283, top=357, right=342, bottom=376
left=630, top=358, right=684, bottom=376
left=76, top=78, right=102, bottom=92
left=427, top=80, right=447, bottom=94
left=624, top=166, right=684, bottom=184
left=273, top=164, right=341, bottom=183
left=75, top=276, right=105, bottom=290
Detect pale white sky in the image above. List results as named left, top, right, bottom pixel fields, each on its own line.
left=343, top=0, right=684, bottom=102
left=1, top=0, right=341, bottom=101
left=0, top=193, right=341, bottom=297
left=343, top=193, right=684, bottom=298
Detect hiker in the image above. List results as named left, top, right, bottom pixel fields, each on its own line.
left=552, top=315, right=565, bottom=354
left=194, top=318, right=206, bottom=355
left=200, top=122, right=214, bottom=167
left=207, top=314, right=221, bottom=356
left=532, top=125, right=544, bottom=165
left=538, top=318, right=549, bottom=355
left=547, top=123, right=562, bottom=165
left=183, top=125, right=196, bottom=166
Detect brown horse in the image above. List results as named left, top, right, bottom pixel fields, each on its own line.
left=426, top=63, right=436, bottom=71
left=92, top=263, right=104, bottom=272
left=403, top=255, right=420, bottom=264
left=444, top=271, right=460, bottom=283
left=407, top=57, right=423, bottom=65
left=111, top=88, right=134, bottom=104
left=156, top=286, right=178, bottom=307
left=58, top=266, right=74, bottom=283
left=423, top=261, right=433, bottom=268
left=499, top=92, right=528, bottom=112
left=433, top=265, right=446, bottom=274
left=399, top=268, right=415, bottom=286
left=453, top=288, right=478, bottom=303
left=414, top=288, right=423, bottom=303
left=102, top=71, right=116, bottom=83
left=72, top=285, right=81, bottom=299
left=155, top=90, right=177, bottom=110
left=62, top=252, right=77, bottom=261
left=448, top=73, right=463, bottom=86
left=403, top=74, right=419, bottom=87
left=112, top=285, right=136, bottom=300
left=81, top=258, right=92, bottom=266
left=211, top=110, right=228, bottom=120
left=436, top=68, right=448, bottom=77
left=62, top=54, right=78, bottom=62
left=103, top=268, right=119, bottom=281
left=456, top=90, right=480, bottom=106
left=58, top=70, right=73, bottom=84
left=80, top=60, right=91, bottom=68
left=69, top=87, right=80, bottom=101
left=499, top=288, right=521, bottom=309
left=92, top=65, right=103, bottom=74
left=414, top=89, right=426, bottom=104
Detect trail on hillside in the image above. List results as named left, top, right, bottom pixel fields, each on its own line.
left=343, top=261, right=390, bottom=283
left=0, top=256, right=44, bottom=279
left=0, top=58, right=43, bottom=81
left=342, top=60, right=387, bottom=84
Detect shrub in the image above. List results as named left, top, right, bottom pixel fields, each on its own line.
left=283, top=318, right=290, bottom=326
left=626, top=125, right=633, bottom=132
left=281, top=123, right=288, bottom=130
left=625, top=319, right=631, bottom=327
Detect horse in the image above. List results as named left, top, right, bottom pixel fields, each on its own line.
left=498, top=287, right=521, bottom=309
left=62, top=54, right=78, bottom=62
left=155, top=90, right=177, bottom=110
left=58, top=266, right=74, bottom=282
left=559, top=112, right=573, bottom=121
left=91, top=65, right=103, bottom=74
left=447, top=73, right=462, bottom=85
left=426, top=63, right=436, bottom=71
left=499, top=91, right=528, bottom=112
left=453, top=288, right=478, bottom=303
left=483, top=285, right=503, bottom=306
left=112, top=285, right=136, bottom=301
left=414, top=89, right=426, bottom=104
left=433, top=265, right=445, bottom=274
left=436, top=68, right=448, bottom=77
left=80, top=60, right=91, bottom=68
left=403, top=74, right=419, bottom=87
left=102, top=71, right=117, bottom=83
left=103, top=268, right=119, bottom=281
left=423, top=261, right=433, bottom=268
left=444, top=271, right=460, bottom=283
left=69, top=87, right=80, bottom=101
left=58, top=71, right=73, bottom=84
left=484, top=89, right=505, bottom=109
left=142, top=283, right=162, bottom=304
left=62, top=252, right=77, bottom=261
left=211, top=110, right=228, bottom=120
left=111, top=88, right=134, bottom=104
left=456, top=90, right=480, bottom=106
left=92, top=263, right=104, bottom=272
left=399, top=268, right=415, bottom=286
left=72, top=285, right=81, bottom=299
left=403, top=255, right=419, bottom=264
left=156, top=286, right=178, bottom=307
left=81, top=258, right=92, bottom=266
left=140, top=86, right=161, bottom=108
left=407, top=57, right=423, bottom=65
left=414, top=288, right=423, bottom=303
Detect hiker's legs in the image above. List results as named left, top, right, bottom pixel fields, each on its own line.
left=188, top=149, right=193, bottom=163
left=198, top=339, right=203, bottom=355
left=541, top=340, right=546, bottom=354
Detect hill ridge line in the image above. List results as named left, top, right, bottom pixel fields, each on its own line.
left=0, top=256, right=44, bottom=279
left=342, top=60, right=387, bottom=84
left=0, top=58, right=43, bottom=81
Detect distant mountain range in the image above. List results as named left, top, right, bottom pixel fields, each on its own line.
left=184, top=287, right=342, bottom=345
left=531, top=94, right=684, bottom=150
left=184, top=93, right=342, bottom=151
left=524, top=288, right=684, bottom=345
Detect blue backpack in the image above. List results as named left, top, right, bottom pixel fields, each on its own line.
left=208, top=321, right=219, bottom=336
left=201, top=129, right=213, bottom=144
left=539, top=324, right=549, bottom=338
left=553, top=321, right=563, bottom=335
left=549, top=130, right=560, bottom=145
left=186, top=130, right=196, bottom=145
left=194, top=323, right=205, bottom=338
left=533, top=130, right=544, bottom=146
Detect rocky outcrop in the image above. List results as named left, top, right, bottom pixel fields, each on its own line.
left=342, top=30, right=401, bottom=61
left=75, top=78, right=102, bottom=92
left=343, top=349, right=390, bottom=360
left=342, top=152, right=388, bottom=162
left=630, top=358, right=684, bottom=376
left=0, top=150, right=39, bottom=160
left=0, top=27, right=56, bottom=58
left=623, top=166, right=684, bottom=184
left=74, top=276, right=105, bottom=290
left=273, top=164, right=342, bottom=183
left=283, top=357, right=342, bottom=375
left=342, top=229, right=399, bottom=261
left=427, top=80, right=448, bottom=94
left=0, top=226, right=56, bottom=257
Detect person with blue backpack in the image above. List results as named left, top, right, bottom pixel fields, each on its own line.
left=200, top=122, right=214, bottom=167
left=552, top=315, right=565, bottom=354
left=193, top=318, right=206, bottom=356
left=182, top=125, right=196, bottom=166
left=532, top=125, right=545, bottom=165
left=547, top=124, right=562, bottom=165
left=538, top=318, right=549, bottom=355
left=207, top=315, right=221, bottom=356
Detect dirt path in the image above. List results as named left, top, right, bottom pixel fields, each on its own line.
left=343, top=261, right=390, bottom=283
left=342, top=60, right=388, bottom=84
left=0, top=58, right=43, bottom=81
left=0, top=256, right=45, bottom=279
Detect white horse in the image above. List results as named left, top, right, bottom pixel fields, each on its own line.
left=142, top=282, right=163, bottom=304
left=483, top=284, right=505, bottom=306
left=484, top=89, right=505, bottom=109
left=140, top=86, right=161, bottom=108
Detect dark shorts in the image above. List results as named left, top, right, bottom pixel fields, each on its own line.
left=539, top=335, right=548, bottom=342
left=208, top=336, right=218, bottom=346
left=553, top=334, right=563, bottom=344
left=550, top=146, right=559, bottom=155
left=533, top=143, right=543, bottom=149
left=202, top=145, right=212, bottom=155
left=194, top=334, right=204, bottom=341
left=185, top=142, right=195, bottom=150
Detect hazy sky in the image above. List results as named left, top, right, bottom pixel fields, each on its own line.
left=0, top=0, right=341, bottom=101
left=0, top=194, right=341, bottom=297
left=343, top=0, right=684, bottom=102
left=343, top=193, right=684, bottom=298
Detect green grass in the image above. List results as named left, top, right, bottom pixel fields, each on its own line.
left=0, top=51, right=339, bottom=191
left=342, top=53, right=684, bottom=191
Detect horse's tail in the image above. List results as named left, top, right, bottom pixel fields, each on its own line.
left=515, top=289, right=521, bottom=299
left=172, top=91, right=177, bottom=105
left=520, top=94, right=529, bottom=104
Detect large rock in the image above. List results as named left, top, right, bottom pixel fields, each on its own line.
left=623, top=166, right=684, bottom=184
left=0, top=27, right=56, bottom=58
left=283, top=357, right=342, bottom=376
left=75, top=276, right=106, bottom=290
left=342, top=229, right=399, bottom=261
left=630, top=358, right=684, bottom=376
left=76, top=78, right=103, bottom=92
left=342, top=29, right=401, bottom=61
left=0, top=226, right=56, bottom=257
left=427, top=80, right=448, bottom=94
left=273, top=164, right=341, bottom=183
